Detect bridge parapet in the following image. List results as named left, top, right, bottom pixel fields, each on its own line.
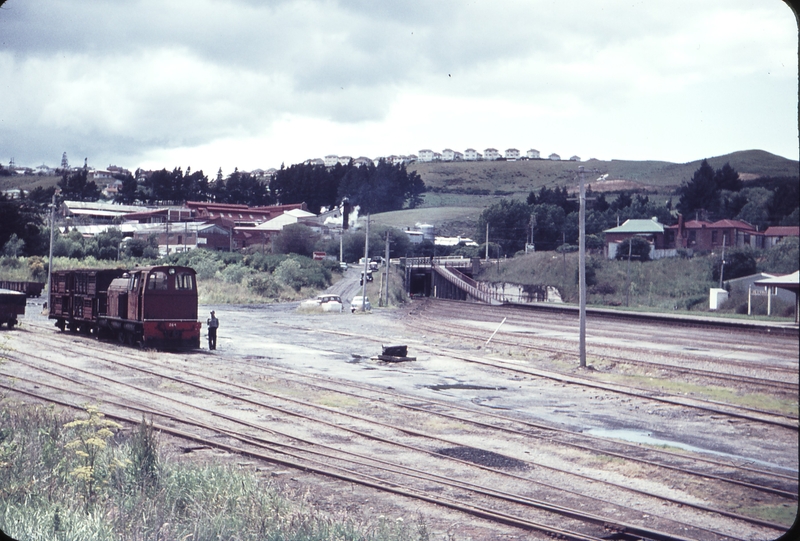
left=401, top=256, right=477, bottom=269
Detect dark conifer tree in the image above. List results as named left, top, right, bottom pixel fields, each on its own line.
left=677, top=159, right=718, bottom=216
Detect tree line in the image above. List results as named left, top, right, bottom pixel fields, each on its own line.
left=475, top=160, right=799, bottom=257
left=111, top=159, right=425, bottom=215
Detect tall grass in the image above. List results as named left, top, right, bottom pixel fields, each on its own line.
left=0, top=401, right=430, bottom=541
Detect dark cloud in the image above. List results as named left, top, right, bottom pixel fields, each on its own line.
left=0, top=0, right=795, bottom=171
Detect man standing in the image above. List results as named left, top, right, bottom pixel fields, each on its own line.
left=207, top=310, right=219, bottom=350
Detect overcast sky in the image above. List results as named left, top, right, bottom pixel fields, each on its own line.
left=1, top=0, right=797, bottom=176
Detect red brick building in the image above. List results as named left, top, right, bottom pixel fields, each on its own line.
left=666, top=217, right=765, bottom=251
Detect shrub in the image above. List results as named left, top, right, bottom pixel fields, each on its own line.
left=274, top=258, right=304, bottom=291
left=272, top=223, right=317, bottom=257
left=221, top=263, right=251, bottom=284
left=243, top=253, right=288, bottom=273
left=248, top=275, right=280, bottom=297
left=28, top=256, right=45, bottom=280
left=760, top=237, right=799, bottom=274
left=0, top=255, right=23, bottom=269
left=711, top=248, right=756, bottom=282
left=614, top=237, right=651, bottom=261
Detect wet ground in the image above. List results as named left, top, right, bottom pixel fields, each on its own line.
left=21, top=273, right=799, bottom=477
left=192, top=297, right=798, bottom=475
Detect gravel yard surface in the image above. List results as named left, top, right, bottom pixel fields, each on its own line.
left=3, top=290, right=797, bottom=540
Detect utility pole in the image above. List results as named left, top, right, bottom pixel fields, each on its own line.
left=166, top=211, right=170, bottom=255
left=360, top=215, right=369, bottom=311
left=485, top=223, right=489, bottom=260
left=718, top=234, right=726, bottom=289
left=383, top=230, right=390, bottom=307
left=45, top=190, right=57, bottom=312
left=626, top=238, right=633, bottom=307
left=578, top=166, right=587, bottom=368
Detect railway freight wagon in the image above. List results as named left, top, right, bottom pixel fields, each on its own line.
left=0, top=288, right=26, bottom=328
left=0, top=280, right=45, bottom=297
left=49, top=265, right=201, bottom=349
left=49, top=268, right=125, bottom=332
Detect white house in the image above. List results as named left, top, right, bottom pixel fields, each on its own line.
left=418, top=149, right=435, bottom=162
left=548, top=153, right=561, bottom=161
left=505, top=148, right=520, bottom=161
left=527, top=149, right=540, bottom=159
left=484, top=148, right=500, bottom=161
left=442, top=149, right=456, bottom=161
left=337, top=156, right=352, bottom=166
left=569, top=155, right=581, bottom=162
left=464, top=148, right=478, bottom=161
left=324, top=155, right=339, bottom=167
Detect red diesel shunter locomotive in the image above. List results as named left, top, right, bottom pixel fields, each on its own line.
left=49, top=265, right=201, bottom=349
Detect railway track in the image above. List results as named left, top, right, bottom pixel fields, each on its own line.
left=408, top=300, right=799, bottom=392
left=254, top=318, right=798, bottom=430
left=1, top=323, right=794, bottom=540
left=410, top=312, right=798, bottom=393
left=415, top=300, right=799, bottom=382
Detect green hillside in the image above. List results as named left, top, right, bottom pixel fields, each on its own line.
left=408, top=149, right=798, bottom=203
left=374, top=149, right=797, bottom=236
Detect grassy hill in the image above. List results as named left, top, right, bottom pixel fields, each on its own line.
left=391, top=149, right=798, bottom=235
left=0, top=173, right=61, bottom=193
left=408, top=149, right=798, bottom=202
left=4, top=149, right=796, bottom=238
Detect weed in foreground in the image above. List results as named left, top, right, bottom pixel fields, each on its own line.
left=0, top=402, right=431, bottom=541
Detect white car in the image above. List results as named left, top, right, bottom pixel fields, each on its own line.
left=300, top=294, right=343, bottom=312
left=350, top=295, right=371, bottom=312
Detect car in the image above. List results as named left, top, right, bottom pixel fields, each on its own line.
left=339, top=262, right=348, bottom=271
left=300, top=294, right=343, bottom=313
left=350, top=295, right=371, bottom=312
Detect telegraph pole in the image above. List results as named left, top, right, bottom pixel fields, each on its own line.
left=578, top=167, right=587, bottom=368
left=166, top=211, right=170, bottom=255
left=485, top=223, right=489, bottom=260
left=360, top=215, right=369, bottom=311
left=383, top=230, right=391, bottom=306
left=45, top=190, right=57, bottom=312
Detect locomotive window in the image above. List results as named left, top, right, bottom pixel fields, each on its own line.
left=147, top=271, right=169, bottom=290
left=175, top=272, right=194, bottom=290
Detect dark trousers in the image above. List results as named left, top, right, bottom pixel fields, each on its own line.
left=208, top=328, right=217, bottom=350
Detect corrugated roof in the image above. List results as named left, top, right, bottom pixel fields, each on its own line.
left=755, top=271, right=800, bottom=290
left=604, top=219, right=664, bottom=234
left=764, top=226, right=800, bottom=237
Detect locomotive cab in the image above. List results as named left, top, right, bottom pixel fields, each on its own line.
left=136, top=266, right=201, bottom=349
